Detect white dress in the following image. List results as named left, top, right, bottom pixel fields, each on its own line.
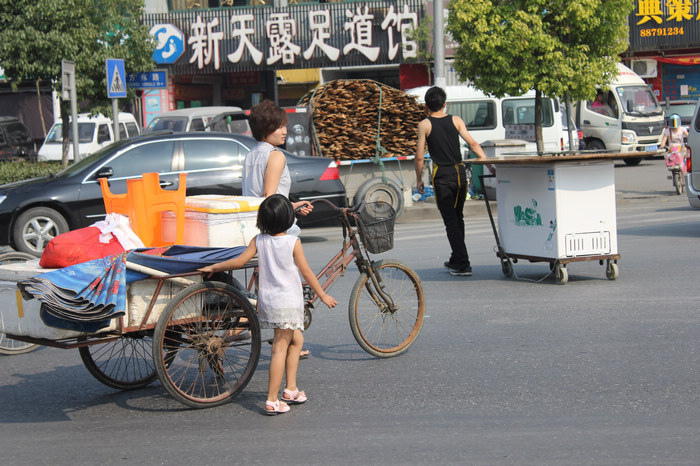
left=255, top=234, right=304, bottom=330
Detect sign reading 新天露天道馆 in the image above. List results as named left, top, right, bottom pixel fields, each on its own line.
left=143, top=1, right=423, bottom=73
left=628, top=0, right=700, bottom=51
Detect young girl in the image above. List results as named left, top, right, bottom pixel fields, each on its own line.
left=198, top=194, right=337, bottom=415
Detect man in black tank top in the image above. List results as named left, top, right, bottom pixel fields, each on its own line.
left=415, top=86, right=492, bottom=276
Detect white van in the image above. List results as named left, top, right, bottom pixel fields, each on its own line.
left=145, top=106, right=250, bottom=134
left=574, top=63, right=665, bottom=165
left=684, top=99, right=700, bottom=208
left=406, top=85, right=565, bottom=155
left=38, top=112, right=140, bottom=161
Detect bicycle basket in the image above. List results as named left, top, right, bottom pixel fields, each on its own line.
left=356, top=201, right=396, bottom=254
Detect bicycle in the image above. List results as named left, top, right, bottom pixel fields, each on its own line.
left=294, top=199, right=425, bottom=357
left=0, top=251, right=42, bottom=355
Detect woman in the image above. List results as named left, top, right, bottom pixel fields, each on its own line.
left=243, top=100, right=312, bottom=221
left=243, top=99, right=314, bottom=358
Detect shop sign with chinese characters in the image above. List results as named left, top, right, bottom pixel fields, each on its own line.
left=143, top=0, right=423, bottom=73
left=629, top=0, right=700, bottom=50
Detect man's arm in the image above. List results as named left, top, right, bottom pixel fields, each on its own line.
left=415, top=119, right=430, bottom=193
left=453, top=115, right=494, bottom=174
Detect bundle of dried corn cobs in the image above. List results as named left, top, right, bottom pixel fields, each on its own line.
left=298, top=79, right=425, bottom=161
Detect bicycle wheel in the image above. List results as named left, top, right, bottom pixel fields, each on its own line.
left=0, top=251, right=41, bottom=355
left=79, top=332, right=158, bottom=390
left=153, top=281, right=260, bottom=409
left=349, top=259, right=425, bottom=358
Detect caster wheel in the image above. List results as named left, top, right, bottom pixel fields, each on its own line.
left=606, top=262, right=619, bottom=280
left=555, top=265, right=568, bottom=285
left=501, top=259, right=513, bottom=277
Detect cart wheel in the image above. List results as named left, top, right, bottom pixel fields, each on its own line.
left=606, top=261, right=619, bottom=280
left=153, top=281, right=260, bottom=409
left=79, top=332, right=158, bottom=390
left=0, top=251, right=41, bottom=355
left=501, top=259, right=513, bottom=277
left=555, top=264, right=568, bottom=285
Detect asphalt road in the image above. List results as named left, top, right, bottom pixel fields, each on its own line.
left=1, top=157, right=699, bottom=465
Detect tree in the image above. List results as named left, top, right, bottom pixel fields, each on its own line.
left=447, top=0, right=634, bottom=152
left=0, top=0, right=155, bottom=164
left=406, top=16, right=434, bottom=85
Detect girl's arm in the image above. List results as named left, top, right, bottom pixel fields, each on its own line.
left=198, top=237, right=258, bottom=276
left=292, top=238, right=337, bottom=308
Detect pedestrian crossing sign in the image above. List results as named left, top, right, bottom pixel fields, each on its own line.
left=106, top=58, right=127, bottom=98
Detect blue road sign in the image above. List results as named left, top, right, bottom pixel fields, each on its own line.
left=127, top=70, right=168, bottom=89
left=106, top=59, right=127, bottom=98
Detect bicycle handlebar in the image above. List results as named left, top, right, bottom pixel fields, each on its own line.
left=307, top=198, right=365, bottom=215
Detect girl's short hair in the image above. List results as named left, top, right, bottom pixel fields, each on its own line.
left=249, top=100, right=288, bottom=141
left=257, top=194, right=295, bottom=235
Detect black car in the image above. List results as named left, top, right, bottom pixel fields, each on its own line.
left=0, top=116, right=35, bottom=160
left=0, top=132, right=346, bottom=256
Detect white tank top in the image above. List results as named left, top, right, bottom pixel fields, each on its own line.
left=255, top=234, right=304, bottom=330
left=242, top=141, right=291, bottom=197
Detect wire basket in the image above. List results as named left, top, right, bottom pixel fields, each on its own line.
left=356, top=201, right=396, bottom=254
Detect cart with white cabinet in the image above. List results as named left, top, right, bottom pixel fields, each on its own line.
left=469, top=152, right=660, bottom=284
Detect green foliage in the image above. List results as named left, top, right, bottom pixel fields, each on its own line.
left=0, top=0, right=155, bottom=117
left=447, top=0, right=634, bottom=101
left=0, top=161, right=63, bottom=185
left=406, top=16, right=434, bottom=83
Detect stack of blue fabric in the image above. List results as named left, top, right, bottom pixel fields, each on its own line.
left=17, top=246, right=246, bottom=333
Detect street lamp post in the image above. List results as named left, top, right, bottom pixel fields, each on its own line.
left=433, top=0, right=446, bottom=88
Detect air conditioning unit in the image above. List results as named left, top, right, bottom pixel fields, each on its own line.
left=631, top=59, right=658, bottom=78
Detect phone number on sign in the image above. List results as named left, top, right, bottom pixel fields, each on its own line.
left=640, top=26, right=684, bottom=37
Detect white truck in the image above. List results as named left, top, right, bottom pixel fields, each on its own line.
left=575, top=63, right=665, bottom=166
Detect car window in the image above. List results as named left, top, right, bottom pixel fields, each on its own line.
left=119, top=123, right=128, bottom=140
left=104, top=141, right=175, bottom=178
left=448, top=101, right=496, bottom=130
left=147, top=117, right=187, bottom=132
left=503, top=98, right=554, bottom=126
left=126, top=122, right=139, bottom=138
left=190, top=118, right=205, bottom=131
left=182, top=139, right=244, bottom=171
left=97, top=124, right=111, bottom=143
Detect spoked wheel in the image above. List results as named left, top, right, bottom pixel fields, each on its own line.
left=0, top=333, right=40, bottom=355
left=79, top=332, right=158, bottom=390
left=153, top=281, right=260, bottom=408
left=349, top=260, right=425, bottom=358
left=0, top=251, right=41, bottom=355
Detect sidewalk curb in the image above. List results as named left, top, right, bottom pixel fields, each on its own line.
left=398, top=199, right=497, bottom=223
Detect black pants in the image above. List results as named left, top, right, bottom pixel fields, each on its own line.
left=433, top=164, right=469, bottom=267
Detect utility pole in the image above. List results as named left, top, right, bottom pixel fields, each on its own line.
left=433, top=0, right=446, bottom=88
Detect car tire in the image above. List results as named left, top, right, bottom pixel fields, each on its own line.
left=354, top=178, right=404, bottom=218
left=12, top=207, right=69, bottom=257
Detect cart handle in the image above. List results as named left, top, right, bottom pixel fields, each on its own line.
left=125, top=261, right=198, bottom=287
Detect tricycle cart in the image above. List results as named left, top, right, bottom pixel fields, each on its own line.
left=2, top=258, right=261, bottom=409
left=470, top=152, right=659, bottom=284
